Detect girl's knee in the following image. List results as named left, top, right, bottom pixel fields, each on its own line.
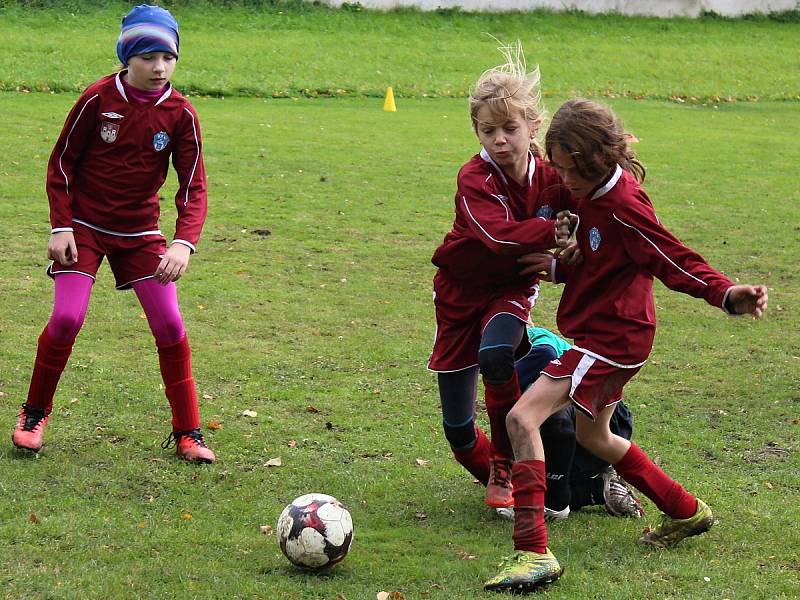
left=506, top=407, right=536, bottom=440
left=152, top=315, right=185, bottom=346
left=478, top=345, right=515, bottom=383
left=47, top=310, right=84, bottom=343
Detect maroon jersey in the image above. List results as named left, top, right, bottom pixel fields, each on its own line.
left=431, top=149, right=569, bottom=288
left=46, top=72, right=207, bottom=250
left=553, top=166, right=734, bottom=366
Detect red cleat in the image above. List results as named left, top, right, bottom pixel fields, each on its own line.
left=485, top=457, right=514, bottom=508
left=12, top=404, right=49, bottom=452
left=163, top=429, right=216, bottom=463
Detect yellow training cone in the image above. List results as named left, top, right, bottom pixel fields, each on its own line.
left=383, top=86, right=397, bottom=112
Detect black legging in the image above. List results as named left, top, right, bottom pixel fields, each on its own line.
left=437, top=314, right=525, bottom=450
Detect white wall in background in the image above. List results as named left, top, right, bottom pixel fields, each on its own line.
left=322, top=0, right=797, bottom=17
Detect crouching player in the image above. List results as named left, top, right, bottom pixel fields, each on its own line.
left=517, top=326, right=642, bottom=520
left=495, top=326, right=643, bottom=522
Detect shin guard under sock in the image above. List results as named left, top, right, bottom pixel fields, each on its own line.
left=157, top=336, right=201, bottom=432
left=512, top=460, right=548, bottom=553
left=483, top=371, right=521, bottom=459
left=26, top=327, right=74, bottom=414
left=614, top=443, right=696, bottom=519
left=452, top=426, right=491, bottom=486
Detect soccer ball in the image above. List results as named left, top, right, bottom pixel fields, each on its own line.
left=277, top=493, right=354, bottom=570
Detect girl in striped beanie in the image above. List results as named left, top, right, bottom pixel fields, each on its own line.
left=13, top=4, right=217, bottom=465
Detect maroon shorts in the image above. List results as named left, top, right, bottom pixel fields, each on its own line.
left=541, top=348, right=641, bottom=420
left=427, top=272, right=538, bottom=372
left=48, top=223, right=166, bottom=290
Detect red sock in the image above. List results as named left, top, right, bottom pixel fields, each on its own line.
left=452, top=426, right=491, bottom=486
left=483, top=371, right=521, bottom=459
left=512, top=460, right=548, bottom=553
left=614, top=443, right=697, bottom=519
left=157, top=336, right=200, bottom=432
left=26, top=327, right=74, bottom=414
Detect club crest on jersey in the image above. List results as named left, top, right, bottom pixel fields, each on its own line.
left=152, top=131, right=170, bottom=152
left=589, top=226, right=602, bottom=251
left=536, top=204, right=554, bottom=219
left=100, top=121, right=120, bottom=144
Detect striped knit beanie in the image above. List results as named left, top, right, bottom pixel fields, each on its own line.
left=116, top=4, right=179, bottom=66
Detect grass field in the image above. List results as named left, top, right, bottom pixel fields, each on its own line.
left=0, top=3, right=798, bottom=599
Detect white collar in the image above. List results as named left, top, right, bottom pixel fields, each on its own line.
left=479, top=147, right=536, bottom=186
left=589, top=164, right=623, bottom=200
left=114, top=70, right=173, bottom=105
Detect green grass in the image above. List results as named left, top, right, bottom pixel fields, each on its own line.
left=0, top=2, right=799, bottom=101
left=1, top=4, right=799, bottom=599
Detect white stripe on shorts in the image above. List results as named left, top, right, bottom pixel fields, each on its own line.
left=571, top=353, right=596, bottom=398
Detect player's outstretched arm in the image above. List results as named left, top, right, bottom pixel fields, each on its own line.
left=725, top=284, right=769, bottom=318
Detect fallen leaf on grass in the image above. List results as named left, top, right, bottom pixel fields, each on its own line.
left=377, top=593, right=406, bottom=600
left=181, top=512, right=193, bottom=521
left=414, top=512, right=427, bottom=521
left=415, top=458, right=429, bottom=467
left=287, top=439, right=297, bottom=448
left=242, top=410, right=258, bottom=418
left=306, top=406, right=320, bottom=413
left=457, top=550, right=476, bottom=560
left=203, top=393, right=214, bottom=400
left=207, top=421, right=223, bottom=430
left=265, top=457, right=282, bottom=467
left=28, top=513, right=40, bottom=524
left=259, top=525, right=273, bottom=535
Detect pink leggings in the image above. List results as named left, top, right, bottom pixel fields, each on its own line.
left=47, top=274, right=185, bottom=346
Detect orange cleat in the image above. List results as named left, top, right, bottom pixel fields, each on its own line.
left=485, top=457, right=514, bottom=508
left=12, top=404, right=49, bottom=452
left=163, top=429, right=216, bottom=463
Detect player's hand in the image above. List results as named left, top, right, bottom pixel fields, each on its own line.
left=518, top=251, right=555, bottom=278
left=556, top=242, right=583, bottom=265
left=555, top=210, right=578, bottom=248
left=155, top=243, right=191, bottom=284
left=726, top=284, right=768, bottom=318
left=47, top=231, right=78, bottom=266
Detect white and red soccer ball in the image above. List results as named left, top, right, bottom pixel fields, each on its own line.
left=277, top=493, right=354, bottom=570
